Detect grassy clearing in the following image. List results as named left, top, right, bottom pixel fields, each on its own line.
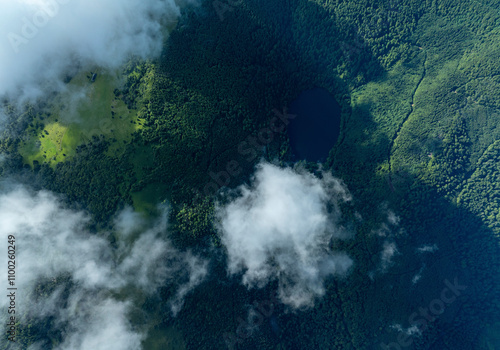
left=18, top=70, right=144, bottom=168
left=19, top=121, right=71, bottom=165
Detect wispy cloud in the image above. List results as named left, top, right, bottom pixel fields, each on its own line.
left=216, top=162, right=353, bottom=309
left=379, top=241, right=399, bottom=273
left=0, top=186, right=207, bottom=348
left=416, top=244, right=438, bottom=254
left=0, top=0, right=182, bottom=102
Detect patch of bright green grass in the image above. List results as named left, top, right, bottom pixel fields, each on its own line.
left=18, top=70, right=144, bottom=168
left=18, top=121, right=71, bottom=165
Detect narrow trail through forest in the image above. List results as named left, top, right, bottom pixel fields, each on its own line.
left=387, top=50, right=428, bottom=182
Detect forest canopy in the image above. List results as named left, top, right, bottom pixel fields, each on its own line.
left=0, top=0, right=499, bottom=349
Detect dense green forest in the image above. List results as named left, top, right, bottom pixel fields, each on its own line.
left=2, top=0, right=500, bottom=349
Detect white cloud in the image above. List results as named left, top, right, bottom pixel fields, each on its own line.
left=0, top=186, right=207, bottom=348
left=411, top=264, right=426, bottom=285
left=368, top=208, right=403, bottom=277
left=0, top=0, right=183, bottom=101
left=169, top=252, right=209, bottom=315
left=373, top=209, right=400, bottom=237
left=113, top=206, right=145, bottom=239
left=390, top=323, right=421, bottom=337
left=416, top=244, right=438, bottom=254
left=387, top=210, right=400, bottom=226
left=53, top=298, right=144, bottom=350
left=379, top=241, right=399, bottom=273
left=0, top=2, right=207, bottom=344
left=216, top=162, right=353, bottom=309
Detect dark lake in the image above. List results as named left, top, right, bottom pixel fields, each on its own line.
left=287, top=87, right=341, bottom=162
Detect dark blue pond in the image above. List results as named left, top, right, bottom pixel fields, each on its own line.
left=287, top=88, right=341, bottom=162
